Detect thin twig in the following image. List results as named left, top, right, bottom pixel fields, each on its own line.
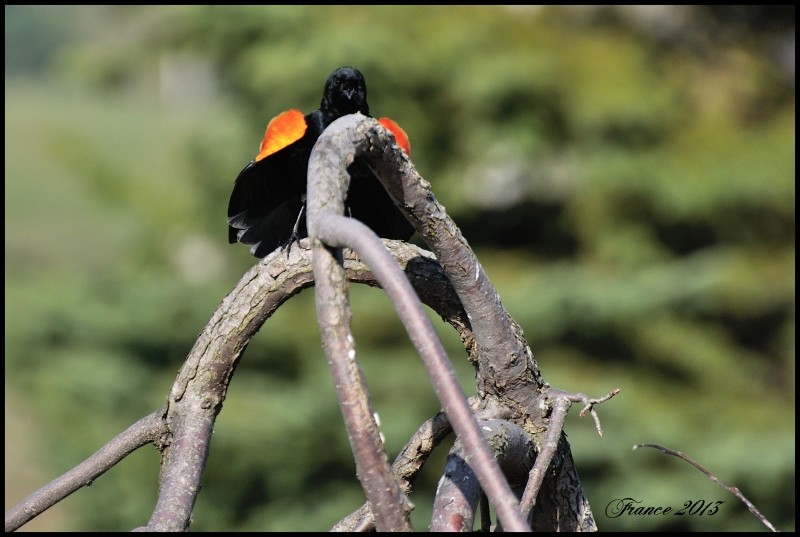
left=633, top=443, right=778, bottom=532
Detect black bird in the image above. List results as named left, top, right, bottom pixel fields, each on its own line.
left=227, top=66, right=413, bottom=258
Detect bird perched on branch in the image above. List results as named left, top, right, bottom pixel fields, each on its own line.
left=227, top=66, right=413, bottom=258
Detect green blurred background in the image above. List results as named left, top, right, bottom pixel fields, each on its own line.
left=4, top=5, right=794, bottom=532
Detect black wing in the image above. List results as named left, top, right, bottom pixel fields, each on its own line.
left=227, top=144, right=309, bottom=257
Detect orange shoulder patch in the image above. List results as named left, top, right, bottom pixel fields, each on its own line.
left=256, top=109, right=307, bottom=161
left=378, top=117, right=411, bottom=155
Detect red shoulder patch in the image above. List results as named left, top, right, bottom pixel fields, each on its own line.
left=256, top=109, right=307, bottom=161
left=378, top=117, right=411, bottom=156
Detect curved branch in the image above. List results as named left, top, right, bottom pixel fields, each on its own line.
left=5, top=243, right=476, bottom=533
left=146, top=240, right=472, bottom=531
left=633, top=443, right=778, bottom=532
left=431, top=419, right=535, bottom=532
left=145, top=242, right=325, bottom=531
left=306, top=114, right=530, bottom=532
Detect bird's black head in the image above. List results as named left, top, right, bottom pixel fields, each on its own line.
left=320, top=66, right=369, bottom=118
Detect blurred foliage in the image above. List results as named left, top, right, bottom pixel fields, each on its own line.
left=5, top=5, right=794, bottom=532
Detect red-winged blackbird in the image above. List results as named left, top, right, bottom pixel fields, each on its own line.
left=227, top=66, right=413, bottom=258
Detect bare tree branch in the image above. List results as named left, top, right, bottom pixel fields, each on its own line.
left=633, top=443, right=778, bottom=532
left=145, top=238, right=481, bottom=531
left=145, top=242, right=327, bottom=531
left=391, top=410, right=453, bottom=494
left=312, top=236, right=412, bottom=531
left=519, top=397, right=570, bottom=523
left=307, top=114, right=531, bottom=532
left=4, top=409, right=166, bottom=532
left=431, top=419, right=534, bottom=532
left=353, top=115, right=545, bottom=411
